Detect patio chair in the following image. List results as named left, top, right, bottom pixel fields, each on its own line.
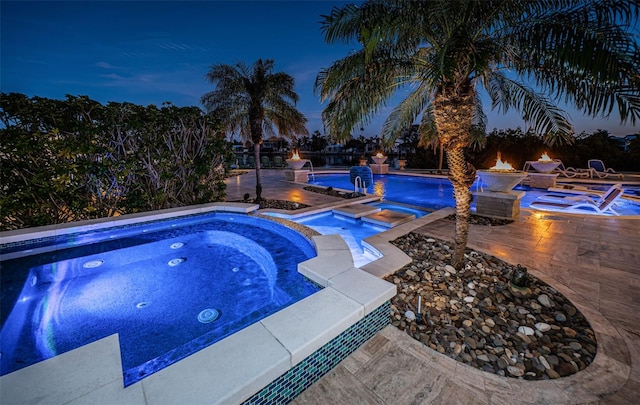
left=530, top=187, right=624, bottom=215
left=247, top=155, right=256, bottom=168
left=261, top=156, right=271, bottom=168
left=552, top=160, right=592, bottom=178
left=273, top=155, right=283, bottom=168
left=537, top=183, right=622, bottom=204
left=587, top=159, right=624, bottom=179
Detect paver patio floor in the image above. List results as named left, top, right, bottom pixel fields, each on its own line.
left=227, top=170, right=640, bottom=404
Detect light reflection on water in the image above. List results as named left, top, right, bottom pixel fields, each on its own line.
left=310, top=174, right=640, bottom=216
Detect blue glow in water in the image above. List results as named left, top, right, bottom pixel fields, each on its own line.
left=293, top=203, right=427, bottom=267
left=311, top=174, right=454, bottom=210
left=0, top=213, right=319, bottom=386
left=296, top=212, right=386, bottom=267
left=310, top=174, right=640, bottom=216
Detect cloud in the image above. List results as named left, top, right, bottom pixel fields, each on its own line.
left=157, top=41, right=209, bottom=54
left=96, top=61, right=117, bottom=69
left=99, top=73, right=125, bottom=81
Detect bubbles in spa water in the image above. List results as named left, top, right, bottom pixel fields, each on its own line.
left=83, top=260, right=104, bottom=269
left=168, top=257, right=186, bottom=267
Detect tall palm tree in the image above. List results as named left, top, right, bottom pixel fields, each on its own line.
left=316, top=0, right=640, bottom=268
left=202, top=59, right=308, bottom=201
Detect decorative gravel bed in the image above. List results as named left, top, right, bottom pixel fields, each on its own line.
left=446, top=214, right=514, bottom=226
left=385, top=233, right=596, bottom=380
left=256, top=199, right=311, bottom=210
left=303, top=185, right=365, bottom=199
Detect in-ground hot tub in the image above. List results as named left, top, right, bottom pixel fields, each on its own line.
left=0, top=212, right=319, bottom=386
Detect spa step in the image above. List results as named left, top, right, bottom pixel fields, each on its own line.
left=333, top=204, right=381, bottom=219
left=361, top=209, right=415, bottom=228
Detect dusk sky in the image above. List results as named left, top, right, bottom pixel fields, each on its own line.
left=1, top=0, right=637, bottom=138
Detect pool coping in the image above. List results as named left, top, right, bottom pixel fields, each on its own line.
left=0, top=204, right=397, bottom=405
left=0, top=202, right=260, bottom=247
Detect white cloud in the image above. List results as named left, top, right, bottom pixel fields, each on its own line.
left=96, top=61, right=116, bottom=69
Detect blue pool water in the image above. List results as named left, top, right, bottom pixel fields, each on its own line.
left=311, top=174, right=454, bottom=210
left=295, top=212, right=385, bottom=267
left=290, top=202, right=427, bottom=267
left=0, top=213, right=319, bottom=386
left=310, top=174, right=640, bottom=216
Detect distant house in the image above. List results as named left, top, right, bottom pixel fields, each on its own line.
left=610, top=134, right=639, bottom=152
left=326, top=143, right=345, bottom=153
left=262, top=136, right=290, bottom=153
left=623, top=134, right=638, bottom=152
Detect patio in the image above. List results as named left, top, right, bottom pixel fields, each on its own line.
left=230, top=170, right=640, bottom=404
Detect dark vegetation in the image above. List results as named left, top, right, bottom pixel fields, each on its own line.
left=2, top=93, right=638, bottom=232
left=0, top=93, right=233, bottom=231
left=407, top=128, right=640, bottom=172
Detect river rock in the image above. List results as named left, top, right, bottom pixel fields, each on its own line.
left=507, top=366, right=525, bottom=377
left=538, top=294, right=553, bottom=307
left=384, top=233, right=596, bottom=382
left=535, top=322, right=551, bottom=332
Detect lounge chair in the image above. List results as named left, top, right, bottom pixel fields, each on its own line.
left=587, top=159, right=624, bottom=179
left=530, top=187, right=624, bottom=215
left=273, top=155, right=285, bottom=168
left=552, top=160, right=592, bottom=178
left=537, top=183, right=622, bottom=204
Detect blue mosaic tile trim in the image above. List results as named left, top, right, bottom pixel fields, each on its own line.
left=243, top=300, right=391, bottom=405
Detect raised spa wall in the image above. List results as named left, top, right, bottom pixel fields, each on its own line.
left=0, top=203, right=396, bottom=405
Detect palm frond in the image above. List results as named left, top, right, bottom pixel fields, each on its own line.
left=380, top=81, right=432, bottom=146
left=486, top=72, right=574, bottom=143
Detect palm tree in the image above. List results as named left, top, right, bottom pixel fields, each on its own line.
left=316, top=0, right=640, bottom=268
left=202, top=59, right=308, bottom=201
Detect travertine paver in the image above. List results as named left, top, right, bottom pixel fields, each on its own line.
left=225, top=170, right=640, bottom=404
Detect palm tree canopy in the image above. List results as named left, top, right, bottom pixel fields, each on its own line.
left=316, top=0, right=640, bottom=147
left=202, top=59, right=308, bottom=145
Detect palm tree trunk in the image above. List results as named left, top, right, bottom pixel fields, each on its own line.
left=446, top=146, right=475, bottom=268
left=438, top=142, right=444, bottom=173
left=432, top=82, right=476, bottom=269
left=254, top=143, right=262, bottom=201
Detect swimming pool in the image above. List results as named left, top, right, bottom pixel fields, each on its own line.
left=0, top=212, right=319, bottom=386
left=310, top=173, right=640, bottom=216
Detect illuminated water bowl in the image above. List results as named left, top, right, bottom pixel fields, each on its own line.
left=530, top=161, right=561, bottom=173
left=477, top=170, right=528, bottom=192
left=286, top=158, right=309, bottom=170
left=372, top=156, right=387, bottom=165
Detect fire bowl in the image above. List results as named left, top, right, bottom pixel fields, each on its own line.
left=477, top=170, right=528, bottom=192
left=372, top=156, right=387, bottom=165
left=530, top=161, right=561, bottom=173
left=286, top=158, right=309, bottom=170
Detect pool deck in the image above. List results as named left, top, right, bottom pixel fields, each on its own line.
left=230, top=169, right=640, bottom=405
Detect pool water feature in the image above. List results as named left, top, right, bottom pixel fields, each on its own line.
left=310, top=173, right=640, bottom=216
left=0, top=213, right=319, bottom=386
left=295, top=213, right=384, bottom=267
left=291, top=202, right=427, bottom=267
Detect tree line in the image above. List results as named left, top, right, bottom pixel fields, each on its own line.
left=0, top=93, right=233, bottom=231
left=406, top=127, right=640, bottom=172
